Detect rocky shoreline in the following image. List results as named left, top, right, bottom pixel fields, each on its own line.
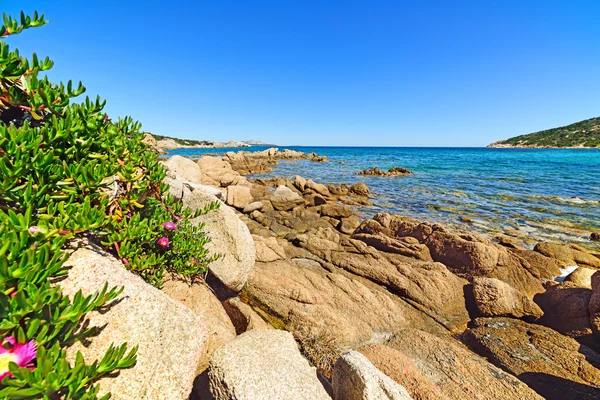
left=69, top=147, right=600, bottom=399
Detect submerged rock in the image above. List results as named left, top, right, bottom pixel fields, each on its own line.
left=357, top=167, right=414, bottom=177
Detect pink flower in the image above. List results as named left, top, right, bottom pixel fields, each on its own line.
left=104, top=115, right=109, bottom=122
left=162, top=221, right=177, bottom=231
left=28, top=226, right=43, bottom=236
left=0, top=337, right=37, bottom=380
left=156, top=237, right=170, bottom=248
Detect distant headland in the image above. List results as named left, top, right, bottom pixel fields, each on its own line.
left=488, top=117, right=600, bottom=148
left=147, top=133, right=275, bottom=151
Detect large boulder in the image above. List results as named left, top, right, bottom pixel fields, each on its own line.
left=208, top=329, right=330, bottom=400
left=183, top=187, right=255, bottom=291
left=564, top=266, right=596, bottom=288
left=163, top=155, right=203, bottom=184
left=197, top=156, right=246, bottom=187
left=226, top=185, right=253, bottom=209
left=240, top=259, right=447, bottom=348
left=534, top=281, right=592, bottom=337
left=472, top=277, right=543, bottom=319
left=61, top=249, right=207, bottom=399
left=349, top=182, right=370, bottom=196
left=464, top=317, right=600, bottom=400
left=332, top=351, right=412, bottom=400
left=320, top=204, right=353, bottom=219
left=358, top=344, right=444, bottom=400
left=388, top=328, right=543, bottom=400
left=161, top=278, right=236, bottom=373
left=270, top=185, right=305, bottom=211
left=306, top=179, right=331, bottom=197
left=534, top=242, right=600, bottom=269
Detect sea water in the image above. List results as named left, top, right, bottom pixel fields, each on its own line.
left=169, top=146, right=600, bottom=249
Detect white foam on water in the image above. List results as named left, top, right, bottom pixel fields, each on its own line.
left=554, top=265, right=579, bottom=282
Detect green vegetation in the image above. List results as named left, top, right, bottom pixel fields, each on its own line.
left=150, top=133, right=214, bottom=147
left=495, top=117, right=600, bottom=147
left=0, top=11, right=218, bottom=397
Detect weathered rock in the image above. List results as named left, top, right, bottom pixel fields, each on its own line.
left=306, top=179, right=331, bottom=197
left=197, top=156, right=246, bottom=187
left=163, top=155, right=203, bottom=183
left=294, top=175, right=307, bottom=191
left=349, top=182, right=370, bottom=196
left=358, top=344, right=444, bottom=400
left=592, top=232, right=600, bottom=242
left=62, top=249, right=207, bottom=399
left=208, top=329, right=330, bottom=400
left=183, top=188, right=255, bottom=291
left=223, top=296, right=272, bottom=334
left=464, top=317, right=600, bottom=400
left=352, top=233, right=432, bottom=261
left=333, top=350, right=412, bottom=400
left=534, top=281, right=592, bottom=336
left=590, top=271, right=600, bottom=338
left=320, top=204, right=353, bottom=219
left=226, top=185, right=253, bottom=209
left=253, top=234, right=286, bottom=262
left=243, top=201, right=264, bottom=213
left=271, top=185, right=305, bottom=211
left=564, top=266, right=596, bottom=288
left=472, top=277, right=543, bottom=319
left=327, top=183, right=349, bottom=196
left=241, top=259, right=447, bottom=348
left=312, top=194, right=328, bottom=206
left=338, top=216, right=362, bottom=235
left=389, top=328, right=543, bottom=400
left=184, top=182, right=225, bottom=200
left=290, top=228, right=469, bottom=332
left=161, top=278, right=236, bottom=373
left=163, top=176, right=191, bottom=201
left=535, top=242, right=600, bottom=269
left=142, top=133, right=160, bottom=152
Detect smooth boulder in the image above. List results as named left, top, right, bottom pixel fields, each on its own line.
left=208, top=329, right=330, bottom=400
left=62, top=249, right=207, bottom=399
left=163, top=155, right=203, bottom=184
left=183, top=187, right=255, bottom=291
left=472, top=277, right=543, bottom=319
left=271, top=185, right=305, bottom=211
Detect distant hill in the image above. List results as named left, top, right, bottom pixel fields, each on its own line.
left=488, top=117, right=600, bottom=148
left=150, top=134, right=214, bottom=147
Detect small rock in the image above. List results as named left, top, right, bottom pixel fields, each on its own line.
left=306, top=179, right=331, bottom=197
left=208, top=329, right=330, bottom=400
left=243, top=201, right=264, bottom=213
left=349, top=182, right=370, bottom=196
left=357, top=167, right=413, bottom=177
left=591, top=232, right=600, bottom=241
left=472, top=277, right=543, bottom=319
left=271, top=185, right=305, bottom=211
left=294, top=175, right=307, bottom=192
left=226, top=185, right=253, bottom=209
left=338, top=216, right=362, bottom=235
left=333, top=350, right=412, bottom=400
left=320, top=204, right=353, bottom=219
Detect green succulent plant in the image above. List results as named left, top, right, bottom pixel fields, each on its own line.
left=0, top=10, right=219, bottom=398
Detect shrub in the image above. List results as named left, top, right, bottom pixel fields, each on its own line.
left=0, top=11, right=218, bottom=397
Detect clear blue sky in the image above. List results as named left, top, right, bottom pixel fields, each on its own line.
left=3, top=1, right=600, bottom=146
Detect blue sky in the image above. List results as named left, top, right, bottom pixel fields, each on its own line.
left=3, top=1, right=600, bottom=146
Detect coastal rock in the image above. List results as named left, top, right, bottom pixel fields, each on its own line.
left=271, top=185, right=305, bottom=211
left=161, top=278, right=236, bottom=373
left=590, top=271, right=600, bottom=338
left=183, top=188, right=255, bottom=291
left=358, top=167, right=413, bottom=177
left=592, top=232, right=600, bottom=242
left=294, top=175, right=307, bottom=191
left=163, top=155, right=203, bottom=184
left=226, top=185, right=253, bottom=209
left=243, top=201, right=264, bottom=213
left=564, top=266, right=596, bottom=288
left=338, top=216, right=362, bottom=235
left=388, top=328, right=542, bottom=400
left=358, top=344, right=445, bottom=400
left=240, top=259, right=447, bottom=348
left=61, top=249, right=207, bottom=399
left=197, top=156, right=246, bottom=187
left=320, top=204, right=353, bottom=219
left=306, top=179, right=331, bottom=197
left=472, top=277, right=543, bottom=319
left=534, top=242, right=600, bottom=269
left=464, top=317, right=600, bottom=400
left=327, top=183, right=349, bottom=196
left=208, top=329, right=330, bottom=400
left=142, top=133, right=160, bottom=152
left=253, top=234, right=286, bottom=262
left=349, top=182, right=370, bottom=196
left=352, top=232, right=432, bottom=261
left=290, top=228, right=469, bottom=332
left=534, top=281, right=592, bottom=337
left=184, top=182, right=225, bottom=200
left=332, top=351, right=412, bottom=400
left=223, top=297, right=272, bottom=334
left=163, top=176, right=191, bottom=201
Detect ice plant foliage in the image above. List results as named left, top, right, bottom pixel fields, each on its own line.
left=0, top=10, right=218, bottom=398
left=0, top=337, right=36, bottom=380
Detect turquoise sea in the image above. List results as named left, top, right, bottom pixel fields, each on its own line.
left=169, top=146, right=600, bottom=250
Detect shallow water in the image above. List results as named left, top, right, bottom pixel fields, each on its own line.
left=169, top=146, right=600, bottom=249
